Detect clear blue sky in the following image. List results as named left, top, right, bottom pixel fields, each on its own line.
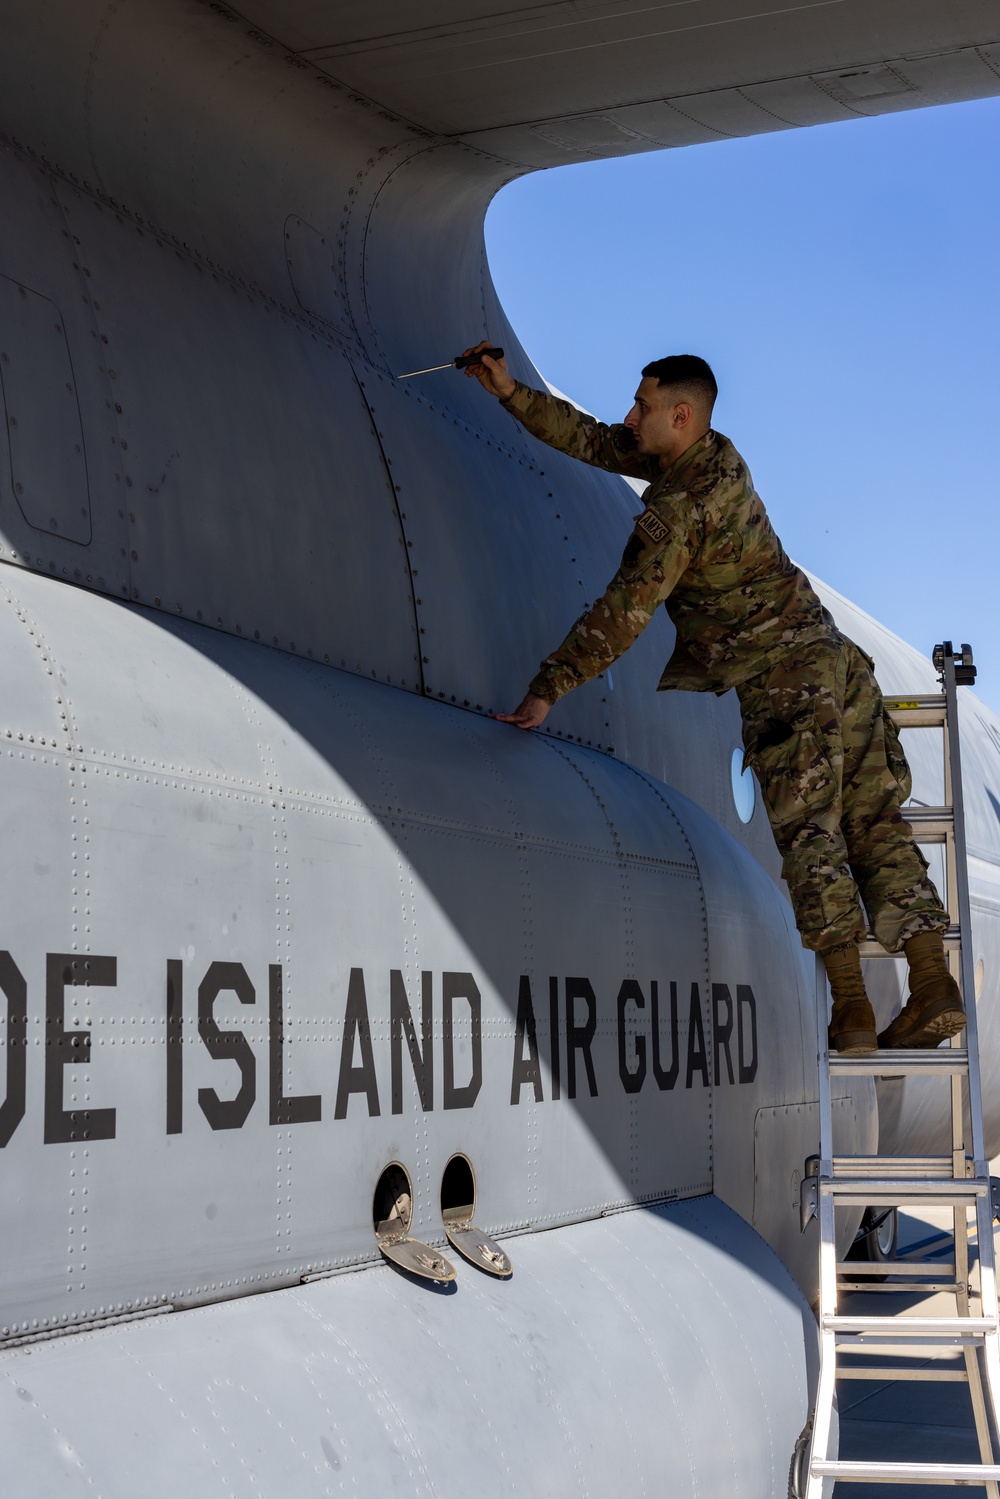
left=485, top=96, right=1000, bottom=716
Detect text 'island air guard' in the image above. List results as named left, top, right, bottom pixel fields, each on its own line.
left=465, top=342, right=964, bottom=1056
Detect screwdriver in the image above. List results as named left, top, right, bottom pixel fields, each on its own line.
left=395, top=347, right=504, bottom=379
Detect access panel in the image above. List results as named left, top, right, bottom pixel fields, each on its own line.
left=0, top=275, right=91, bottom=545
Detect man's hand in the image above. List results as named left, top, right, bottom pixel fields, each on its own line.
left=492, top=692, right=550, bottom=730
left=462, top=340, right=516, bottom=401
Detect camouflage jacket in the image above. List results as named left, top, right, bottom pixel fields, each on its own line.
left=500, top=381, right=837, bottom=703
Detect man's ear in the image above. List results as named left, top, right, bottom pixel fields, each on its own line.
left=673, top=401, right=693, bottom=428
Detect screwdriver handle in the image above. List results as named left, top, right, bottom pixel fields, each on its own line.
left=454, top=347, right=504, bottom=369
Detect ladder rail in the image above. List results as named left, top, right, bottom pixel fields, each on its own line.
left=941, top=649, right=988, bottom=1171
left=805, top=952, right=838, bottom=1499
left=942, top=649, right=1000, bottom=1470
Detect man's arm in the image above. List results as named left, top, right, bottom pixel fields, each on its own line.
left=501, top=383, right=657, bottom=479
left=463, top=342, right=657, bottom=480
left=495, top=503, right=700, bottom=728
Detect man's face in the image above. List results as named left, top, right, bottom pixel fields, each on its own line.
left=623, top=376, right=692, bottom=459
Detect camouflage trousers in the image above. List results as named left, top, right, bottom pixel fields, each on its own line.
left=736, top=634, right=950, bottom=954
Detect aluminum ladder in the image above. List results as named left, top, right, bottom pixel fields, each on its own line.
left=801, top=641, right=1000, bottom=1494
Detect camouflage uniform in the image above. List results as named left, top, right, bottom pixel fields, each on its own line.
left=737, top=637, right=946, bottom=953
left=501, top=381, right=949, bottom=953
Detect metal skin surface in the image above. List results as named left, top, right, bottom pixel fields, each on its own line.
left=0, top=1201, right=814, bottom=1499
left=0, top=564, right=868, bottom=1318
left=0, top=564, right=844, bottom=1491
left=0, top=1, right=997, bottom=1493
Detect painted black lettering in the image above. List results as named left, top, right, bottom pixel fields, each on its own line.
left=197, top=961, right=257, bottom=1131
left=685, top=981, right=709, bottom=1089
left=442, top=972, right=482, bottom=1110
left=0, top=952, right=27, bottom=1147
left=565, top=977, right=598, bottom=1099
left=390, top=969, right=433, bottom=1114
left=712, top=983, right=735, bottom=1086
left=44, top=953, right=117, bottom=1144
left=269, top=965, right=321, bottom=1126
left=650, top=980, right=679, bottom=1090
left=510, top=975, right=543, bottom=1104
left=548, top=975, right=560, bottom=1102
left=617, top=979, right=646, bottom=1094
left=166, top=959, right=183, bottom=1135
left=334, top=968, right=380, bottom=1118
left=737, top=983, right=759, bottom=1083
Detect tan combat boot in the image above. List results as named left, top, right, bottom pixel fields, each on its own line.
left=878, top=931, right=966, bottom=1049
left=823, top=943, right=877, bottom=1054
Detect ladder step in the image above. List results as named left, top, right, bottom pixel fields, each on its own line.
left=883, top=694, right=946, bottom=707
left=831, top=1048, right=969, bottom=1077
left=812, top=1458, right=1000, bottom=1482
left=821, top=1178, right=986, bottom=1203
left=826, top=1316, right=996, bottom=1335
left=906, top=807, right=954, bottom=833
left=836, top=1279, right=962, bottom=1294
left=839, top=1365, right=969, bottom=1381
left=832, top=1155, right=956, bottom=1179
left=861, top=925, right=962, bottom=957
left=883, top=695, right=947, bottom=728
left=836, top=1261, right=955, bottom=1278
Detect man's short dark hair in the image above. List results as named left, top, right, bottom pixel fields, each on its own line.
left=641, top=354, right=718, bottom=410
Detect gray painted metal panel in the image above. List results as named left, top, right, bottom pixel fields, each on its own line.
left=0, top=102, right=787, bottom=873
left=0, top=564, right=852, bottom=1338
left=270, top=1, right=1000, bottom=139
left=0, top=1198, right=815, bottom=1498
left=0, top=0, right=968, bottom=905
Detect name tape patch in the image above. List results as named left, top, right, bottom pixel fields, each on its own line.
left=636, top=508, right=669, bottom=545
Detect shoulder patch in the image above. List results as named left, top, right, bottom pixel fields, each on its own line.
left=636, top=507, right=669, bottom=545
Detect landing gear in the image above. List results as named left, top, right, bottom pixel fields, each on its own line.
left=849, top=1205, right=899, bottom=1264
